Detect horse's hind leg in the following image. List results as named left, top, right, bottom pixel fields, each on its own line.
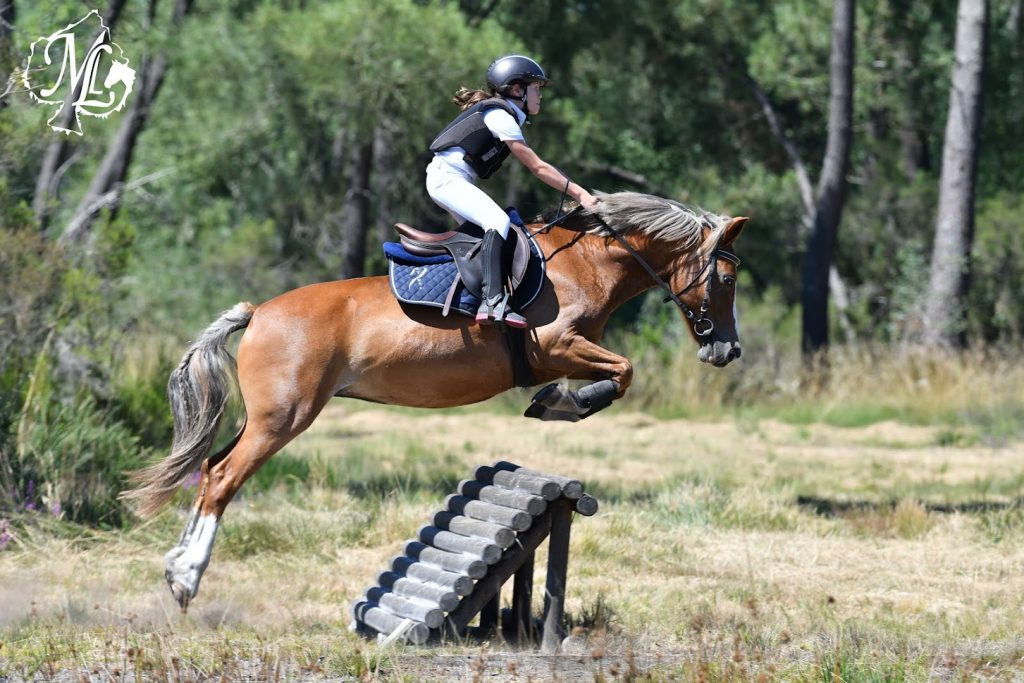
left=164, top=395, right=331, bottom=610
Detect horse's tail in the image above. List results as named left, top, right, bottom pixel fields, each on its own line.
left=122, top=302, right=256, bottom=518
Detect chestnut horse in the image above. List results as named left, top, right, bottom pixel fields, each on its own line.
left=122, top=191, right=747, bottom=609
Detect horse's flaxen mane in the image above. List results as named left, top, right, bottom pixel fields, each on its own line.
left=582, top=191, right=730, bottom=255
left=541, top=191, right=730, bottom=256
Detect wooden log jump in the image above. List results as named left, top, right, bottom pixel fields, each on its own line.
left=351, top=461, right=598, bottom=651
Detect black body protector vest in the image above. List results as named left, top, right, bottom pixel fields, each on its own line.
left=429, top=98, right=522, bottom=179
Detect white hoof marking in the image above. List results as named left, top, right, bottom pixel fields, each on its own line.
left=164, top=513, right=219, bottom=608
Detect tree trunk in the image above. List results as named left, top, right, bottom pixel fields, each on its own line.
left=890, top=0, right=931, bottom=181
left=60, top=0, right=192, bottom=246
left=0, top=1, right=14, bottom=72
left=0, top=1, right=14, bottom=112
left=745, top=65, right=855, bottom=343
left=340, top=142, right=374, bottom=280
left=922, top=0, right=988, bottom=348
left=744, top=69, right=815, bottom=227
left=800, top=0, right=855, bottom=356
left=372, top=122, right=398, bottom=248
left=1008, top=0, right=1021, bottom=39
left=32, top=0, right=128, bottom=235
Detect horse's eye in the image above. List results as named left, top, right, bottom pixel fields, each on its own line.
left=722, top=276, right=736, bottom=287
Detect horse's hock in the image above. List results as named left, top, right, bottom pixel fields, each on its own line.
left=351, top=461, right=598, bottom=650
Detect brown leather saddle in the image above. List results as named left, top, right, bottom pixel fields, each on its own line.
left=394, top=221, right=532, bottom=301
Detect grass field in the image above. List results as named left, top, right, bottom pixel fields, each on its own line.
left=3, top=398, right=1024, bottom=681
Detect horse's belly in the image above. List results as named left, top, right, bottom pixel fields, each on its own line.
left=338, top=358, right=511, bottom=408
left=335, top=309, right=517, bottom=408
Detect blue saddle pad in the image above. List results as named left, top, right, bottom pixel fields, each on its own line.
left=385, top=211, right=545, bottom=319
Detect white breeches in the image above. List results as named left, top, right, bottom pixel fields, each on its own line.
left=426, top=157, right=511, bottom=238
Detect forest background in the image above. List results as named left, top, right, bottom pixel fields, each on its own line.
left=0, top=0, right=1022, bottom=527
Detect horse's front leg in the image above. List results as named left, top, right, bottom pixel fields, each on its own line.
left=526, top=334, right=633, bottom=422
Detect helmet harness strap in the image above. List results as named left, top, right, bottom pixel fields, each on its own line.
left=500, top=83, right=529, bottom=121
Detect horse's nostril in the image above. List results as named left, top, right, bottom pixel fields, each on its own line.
left=729, top=346, right=742, bottom=360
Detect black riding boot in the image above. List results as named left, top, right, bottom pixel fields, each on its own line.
left=475, top=230, right=527, bottom=328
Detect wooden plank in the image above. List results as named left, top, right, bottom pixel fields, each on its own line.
left=575, top=493, right=599, bottom=516
left=473, top=465, right=562, bottom=501
left=493, top=461, right=584, bottom=500
left=352, top=601, right=431, bottom=645
left=433, top=511, right=516, bottom=548
left=366, top=587, right=444, bottom=629
left=511, top=551, right=535, bottom=643
left=418, top=525, right=502, bottom=564
left=445, top=494, right=532, bottom=531
left=404, top=540, right=488, bottom=579
left=442, top=510, right=553, bottom=638
left=458, top=479, right=547, bottom=516
left=391, top=555, right=475, bottom=596
left=377, top=571, right=460, bottom=612
left=542, top=499, right=573, bottom=653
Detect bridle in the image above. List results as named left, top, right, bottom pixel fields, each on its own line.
left=537, top=208, right=739, bottom=337
left=603, top=221, right=739, bottom=337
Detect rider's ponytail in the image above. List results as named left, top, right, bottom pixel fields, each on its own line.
left=452, top=87, right=493, bottom=111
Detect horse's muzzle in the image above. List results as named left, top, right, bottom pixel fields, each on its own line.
left=697, top=340, right=741, bottom=367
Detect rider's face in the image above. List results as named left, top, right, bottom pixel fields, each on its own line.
left=525, top=82, right=543, bottom=115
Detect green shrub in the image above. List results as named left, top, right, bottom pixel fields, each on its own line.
left=5, top=350, right=144, bottom=525
left=0, top=214, right=156, bottom=526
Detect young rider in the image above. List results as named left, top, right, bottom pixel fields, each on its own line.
left=426, top=54, right=599, bottom=328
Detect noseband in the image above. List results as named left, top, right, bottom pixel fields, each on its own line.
left=662, top=248, right=741, bottom=336
left=589, top=214, right=740, bottom=338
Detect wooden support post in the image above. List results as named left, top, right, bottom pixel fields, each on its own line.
left=542, top=499, right=573, bottom=653
left=480, top=590, right=499, bottom=633
left=444, top=510, right=552, bottom=638
left=511, top=552, right=535, bottom=643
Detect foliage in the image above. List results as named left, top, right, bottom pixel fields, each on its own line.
left=0, top=221, right=157, bottom=525
left=0, top=0, right=1023, bottom=530
left=968, top=192, right=1024, bottom=341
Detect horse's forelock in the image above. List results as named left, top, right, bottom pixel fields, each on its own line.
left=581, top=191, right=729, bottom=254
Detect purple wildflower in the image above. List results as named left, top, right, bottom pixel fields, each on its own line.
left=183, top=471, right=202, bottom=490
left=24, top=480, right=36, bottom=511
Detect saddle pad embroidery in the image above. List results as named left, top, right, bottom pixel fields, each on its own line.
left=385, top=216, right=545, bottom=319
left=388, top=257, right=481, bottom=317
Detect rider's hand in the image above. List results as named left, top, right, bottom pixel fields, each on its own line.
left=578, top=191, right=600, bottom=210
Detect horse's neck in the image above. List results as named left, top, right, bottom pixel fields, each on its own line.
left=537, top=225, right=678, bottom=313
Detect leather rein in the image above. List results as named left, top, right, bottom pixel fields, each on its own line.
left=532, top=206, right=740, bottom=337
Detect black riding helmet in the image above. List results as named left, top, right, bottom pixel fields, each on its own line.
left=486, top=55, right=549, bottom=93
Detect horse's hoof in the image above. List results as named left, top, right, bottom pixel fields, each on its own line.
left=170, top=582, right=191, bottom=612
left=530, top=383, right=561, bottom=406
left=530, top=383, right=579, bottom=411
left=524, top=402, right=582, bottom=422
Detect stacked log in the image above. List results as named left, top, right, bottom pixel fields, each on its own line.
left=351, top=461, right=597, bottom=645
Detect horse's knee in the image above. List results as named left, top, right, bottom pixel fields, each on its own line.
left=615, top=360, right=633, bottom=395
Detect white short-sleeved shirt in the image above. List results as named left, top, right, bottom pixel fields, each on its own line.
left=434, top=100, right=527, bottom=181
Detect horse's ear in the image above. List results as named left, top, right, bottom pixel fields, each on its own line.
left=722, top=217, right=748, bottom=246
